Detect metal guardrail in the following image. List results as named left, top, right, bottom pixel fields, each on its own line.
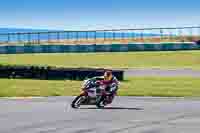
left=0, top=26, right=200, bottom=45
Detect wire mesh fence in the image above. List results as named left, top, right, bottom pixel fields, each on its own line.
left=0, top=26, right=200, bottom=45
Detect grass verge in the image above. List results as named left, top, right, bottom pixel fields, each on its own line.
left=0, top=77, right=200, bottom=97
left=0, top=51, right=200, bottom=69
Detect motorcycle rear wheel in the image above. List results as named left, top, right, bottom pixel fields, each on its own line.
left=96, top=95, right=105, bottom=108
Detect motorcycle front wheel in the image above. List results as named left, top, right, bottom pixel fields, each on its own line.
left=71, top=95, right=86, bottom=109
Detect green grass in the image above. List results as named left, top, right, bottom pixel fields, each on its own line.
left=1, top=77, right=200, bottom=97
left=0, top=50, right=200, bottom=69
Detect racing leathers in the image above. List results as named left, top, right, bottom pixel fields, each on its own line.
left=86, top=76, right=119, bottom=95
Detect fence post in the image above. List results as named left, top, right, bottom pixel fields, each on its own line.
left=76, top=32, right=79, bottom=45
left=66, top=31, right=70, bottom=44
left=86, top=31, right=88, bottom=40
left=113, top=30, right=115, bottom=41
left=48, top=32, right=50, bottom=43
left=94, top=31, right=97, bottom=44
left=57, top=32, right=60, bottom=42
left=7, top=33, right=10, bottom=43
left=140, top=30, right=144, bottom=42
left=37, top=33, right=40, bottom=44
left=122, top=31, right=125, bottom=41
left=198, top=27, right=200, bottom=41
left=160, top=29, right=163, bottom=42
left=104, top=30, right=106, bottom=43
left=28, top=33, right=31, bottom=44
left=17, top=33, right=21, bottom=43
left=178, top=28, right=182, bottom=42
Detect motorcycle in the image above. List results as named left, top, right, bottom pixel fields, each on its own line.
left=71, top=79, right=117, bottom=109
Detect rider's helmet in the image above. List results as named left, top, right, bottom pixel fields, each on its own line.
left=103, top=70, right=113, bottom=81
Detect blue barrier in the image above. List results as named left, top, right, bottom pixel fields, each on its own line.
left=0, top=43, right=199, bottom=54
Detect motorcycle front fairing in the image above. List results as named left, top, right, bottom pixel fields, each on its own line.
left=74, top=79, right=116, bottom=107
left=80, top=85, right=105, bottom=105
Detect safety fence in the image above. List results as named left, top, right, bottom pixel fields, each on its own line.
left=0, top=26, right=200, bottom=45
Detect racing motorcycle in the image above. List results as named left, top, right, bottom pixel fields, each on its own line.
left=71, top=79, right=117, bottom=109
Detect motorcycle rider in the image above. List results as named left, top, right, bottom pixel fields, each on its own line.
left=84, top=70, right=120, bottom=96
left=71, top=70, right=119, bottom=108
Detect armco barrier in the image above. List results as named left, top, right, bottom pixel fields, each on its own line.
left=0, top=65, right=124, bottom=81
left=0, top=43, right=200, bottom=54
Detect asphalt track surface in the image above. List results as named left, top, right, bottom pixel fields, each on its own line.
left=1, top=96, right=200, bottom=133
left=125, top=69, right=200, bottom=77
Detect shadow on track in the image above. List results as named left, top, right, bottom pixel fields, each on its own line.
left=79, top=107, right=143, bottom=110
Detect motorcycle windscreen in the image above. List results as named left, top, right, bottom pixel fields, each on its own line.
left=87, top=88, right=96, bottom=97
